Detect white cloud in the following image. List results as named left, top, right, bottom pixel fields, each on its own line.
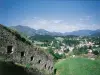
left=38, top=19, right=48, bottom=25
left=79, top=16, right=92, bottom=23
left=17, top=17, right=100, bottom=33
left=51, top=20, right=63, bottom=23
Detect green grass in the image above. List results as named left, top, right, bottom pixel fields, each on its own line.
left=54, top=57, right=100, bottom=75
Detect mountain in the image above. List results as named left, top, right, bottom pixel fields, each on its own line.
left=10, top=25, right=62, bottom=36
left=10, top=25, right=100, bottom=36
left=90, top=29, right=100, bottom=36
left=50, top=32, right=64, bottom=36
left=35, top=29, right=50, bottom=35
left=11, top=25, right=36, bottom=36
left=69, top=30, right=93, bottom=36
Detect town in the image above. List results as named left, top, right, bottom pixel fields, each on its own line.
left=29, top=35, right=100, bottom=60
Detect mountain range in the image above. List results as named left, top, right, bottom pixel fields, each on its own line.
left=10, top=25, right=100, bottom=37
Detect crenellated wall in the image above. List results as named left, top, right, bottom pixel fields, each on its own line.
left=0, top=24, right=54, bottom=74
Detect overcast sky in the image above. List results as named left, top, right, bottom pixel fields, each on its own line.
left=0, top=0, right=100, bottom=32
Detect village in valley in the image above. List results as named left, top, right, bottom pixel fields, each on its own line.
left=1, top=0, right=100, bottom=75
left=30, top=35, right=100, bottom=60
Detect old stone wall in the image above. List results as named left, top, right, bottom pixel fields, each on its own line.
left=0, top=24, right=54, bottom=74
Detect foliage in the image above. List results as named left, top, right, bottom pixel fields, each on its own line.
left=29, top=35, right=54, bottom=42
left=93, top=50, right=99, bottom=55
left=47, top=47, right=65, bottom=60
left=63, top=39, right=80, bottom=46
left=73, top=46, right=88, bottom=55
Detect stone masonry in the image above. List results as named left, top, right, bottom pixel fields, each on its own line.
left=0, top=24, right=54, bottom=74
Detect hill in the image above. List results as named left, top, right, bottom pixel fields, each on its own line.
left=90, top=29, right=100, bottom=36
left=10, top=25, right=63, bottom=36
left=10, top=25, right=36, bottom=36
left=10, top=25, right=100, bottom=36
left=29, top=35, right=54, bottom=42
left=69, top=30, right=93, bottom=36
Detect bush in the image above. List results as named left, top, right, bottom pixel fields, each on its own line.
left=93, top=51, right=99, bottom=55
left=48, top=47, right=66, bottom=60
left=73, top=46, right=88, bottom=55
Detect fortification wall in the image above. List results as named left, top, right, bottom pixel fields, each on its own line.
left=0, top=25, right=54, bottom=74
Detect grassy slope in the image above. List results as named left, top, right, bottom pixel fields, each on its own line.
left=55, top=57, right=100, bottom=75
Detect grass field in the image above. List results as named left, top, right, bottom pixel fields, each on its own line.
left=54, top=57, right=100, bottom=75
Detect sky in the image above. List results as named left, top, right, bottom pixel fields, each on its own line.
left=0, top=0, right=100, bottom=33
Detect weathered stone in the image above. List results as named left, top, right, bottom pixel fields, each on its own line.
left=0, top=24, right=54, bottom=74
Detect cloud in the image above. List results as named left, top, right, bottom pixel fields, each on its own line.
left=17, top=17, right=100, bottom=33
left=51, top=20, right=63, bottom=23
left=79, top=16, right=92, bottom=22
left=38, top=19, right=48, bottom=25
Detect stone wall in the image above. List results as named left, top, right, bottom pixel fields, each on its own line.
left=0, top=24, right=54, bottom=74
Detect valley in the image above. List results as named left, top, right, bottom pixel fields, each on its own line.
left=1, top=0, right=100, bottom=75
left=12, top=25, right=100, bottom=75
